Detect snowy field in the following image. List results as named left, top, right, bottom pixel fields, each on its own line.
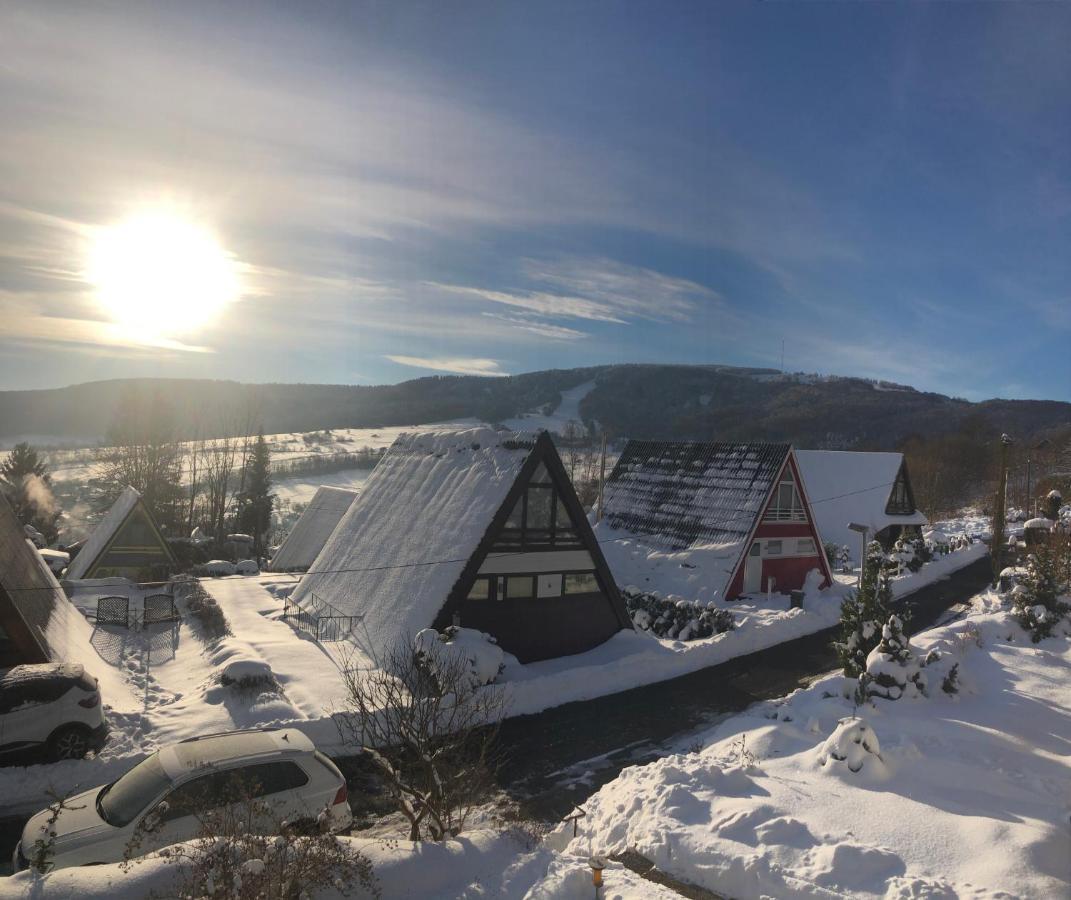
left=533, top=592, right=1071, bottom=899
left=7, top=585, right=1067, bottom=899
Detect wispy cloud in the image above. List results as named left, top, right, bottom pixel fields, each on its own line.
left=480, top=313, right=587, bottom=340
left=384, top=355, right=508, bottom=377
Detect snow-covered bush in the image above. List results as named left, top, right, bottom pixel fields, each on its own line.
left=172, top=575, right=232, bottom=639
left=836, top=542, right=893, bottom=678
left=198, top=559, right=238, bottom=577
left=236, top=559, right=260, bottom=576
left=622, top=589, right=734, bottom=641
left=864, top=615, right=926, bottom=701
left=818, top=717, right=883, bottom=775
left=1012, top=537, right=1071, bottom=642
left=414, top=626, right=505, bottom=688
left=218, top=656, right=277, bottom=691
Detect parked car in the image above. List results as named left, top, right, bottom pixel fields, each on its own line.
left=13, top=727, right=353, bottom=871
left=0, top=664, right=106, bottom=762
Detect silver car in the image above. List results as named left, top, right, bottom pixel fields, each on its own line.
left=14, top=727, right=353, bottom=871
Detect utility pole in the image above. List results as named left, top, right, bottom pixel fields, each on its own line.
left=991, top=434, right=1013, bottom=585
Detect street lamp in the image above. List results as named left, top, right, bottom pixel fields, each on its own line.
left=1026, top=439, right=1051, bottom=517
left=847, top=522, right=870, bottom=589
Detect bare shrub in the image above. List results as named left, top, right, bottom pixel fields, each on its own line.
left=28, top=789, right=86, bottom=873
left=123, top=772, right=378, bottom=899
left=172, top=575, right=232, bottom=640
left=335, top=639, right=508, bottom=841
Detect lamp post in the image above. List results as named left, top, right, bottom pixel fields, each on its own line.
left=992, top=434, right=1014, bottom=586
left=847, top=522, right=870, bottom=589
left=1026, top=438, right=1051, bottom=517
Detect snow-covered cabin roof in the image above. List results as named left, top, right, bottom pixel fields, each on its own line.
left=292, top=427, right=537, bottom=654
left=601, top=441, right=791, bottom=551
left=66, top=486, right=148, bottom=580
left=269, top=486, right=360, bottom=572
left=795, top=450, right=927, bottom=556
left=0, top=493, right=97, bottom=665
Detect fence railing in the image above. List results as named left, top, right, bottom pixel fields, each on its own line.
left=282, top=594, right=361, bottom=642
left=90, top=589, right=179, bottom=631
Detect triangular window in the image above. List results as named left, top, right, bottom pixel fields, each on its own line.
left=886, top=466, right=915, bottom=515
left=763, top=469, right=807, bottom=522
left=494, top=459, right=586, bottom=549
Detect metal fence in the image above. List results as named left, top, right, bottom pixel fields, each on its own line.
left=282, top=594, right=361, bottom=642
left=143, top=593, right=179, bottom=625
left=95, top=595, right=131, bottom=627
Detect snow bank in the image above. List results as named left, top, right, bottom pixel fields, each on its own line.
left=537, top=598, right=1071, bottom=899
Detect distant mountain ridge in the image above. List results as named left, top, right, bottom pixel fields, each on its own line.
left=1, top=364, right=1069, bottom=450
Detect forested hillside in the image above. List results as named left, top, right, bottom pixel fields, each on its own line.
left=2, top=364, right=1069, bottom=451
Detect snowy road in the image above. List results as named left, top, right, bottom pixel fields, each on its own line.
left=493, top=554, right=993, bottom=822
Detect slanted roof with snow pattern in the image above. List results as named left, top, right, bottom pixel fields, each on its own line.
left=601, top=441, right=791, bottom=551
left=65, top=486, right=143, bottom=580
left=796, top=450, right=927, bottom=557
left=65, top=485, right=175, bottom=580
left=269, top=486, right=359, bottom=572
left=292, top=427, right=537, bottom=654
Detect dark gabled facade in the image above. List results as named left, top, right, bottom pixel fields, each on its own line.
left=433, top=431, right=631, bottom=662
left=66, top=487, right=176, bottom=582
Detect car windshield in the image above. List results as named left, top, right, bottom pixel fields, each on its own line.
left=97, top=754, right=171, bottom=827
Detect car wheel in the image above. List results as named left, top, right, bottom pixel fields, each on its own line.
left=48, top=725, right=91, bottom=761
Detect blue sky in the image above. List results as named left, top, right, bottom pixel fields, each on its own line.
left=1, top=1, right=1068, bottom=400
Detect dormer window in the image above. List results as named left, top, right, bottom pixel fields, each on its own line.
left=764, top=471, right=807, bottom=522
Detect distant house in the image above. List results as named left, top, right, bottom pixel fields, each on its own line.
left=65, top=486, right=176, bottom=582
left=0, top=494, right=88, bottom=666
left=292, top=428, right=631, bottom=663
left=795, top=450, right=927, bottom=560
left=600, top=441, right=832, bottom=600
left=268, top=486, right=359, bottom=572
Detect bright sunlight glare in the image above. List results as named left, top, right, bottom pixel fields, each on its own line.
left=87, top=211, right=240, bottom=339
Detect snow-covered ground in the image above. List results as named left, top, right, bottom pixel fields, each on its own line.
left=534, top=592, right=1071, bottom=899
left=9, top=585, right=1068, bottom=899
left=501, top=380, right=596, bottom=433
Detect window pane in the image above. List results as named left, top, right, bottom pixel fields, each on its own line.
left=766, top=540, right=782, bottom=555
left=505, top=495, right=524, bottom=529
left=555, top=496, right=571, bottom=527
left=243, top=762, right=309, bottom=797
left=564, top=573, right=598, bottom=594
left=506, top=576, right=534, bottom=599
left=797, top=538, right=816, bottom=555
left=529, top=462, right=550, bottom=484
left=467, top=578, right=490, bottom=600
left=526, top=487, right=553, bottom=529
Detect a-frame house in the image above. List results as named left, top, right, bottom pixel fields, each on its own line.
left=600, top=441, right=833, bottom=601
left=293, top=428, right=631, bottom=663
left=66, top=486, right=176, bottom=582
left=795, top=450, right=928, bottom=561
left=269, top=486, right=359, bottom=572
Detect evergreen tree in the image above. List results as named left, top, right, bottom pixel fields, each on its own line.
left=0, top=442, right=62, bottom=544
left=865, top=614, right=926, bottom=700
left=836, top=541, right=893, bottom=678
left=1012, top=536, right=1070, bottom=641
left=236, top=432, right=274, bottom=558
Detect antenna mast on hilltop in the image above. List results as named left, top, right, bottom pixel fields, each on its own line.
left=780, top=338, right=785, bottom=374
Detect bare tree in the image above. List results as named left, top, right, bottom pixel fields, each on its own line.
left=335, top=640, right=507, bottom=841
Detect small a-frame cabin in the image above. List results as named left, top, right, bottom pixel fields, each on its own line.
left=292, top=428, right=631, bottom=663
left=65, top=486, right=176, bottom=582
left=795, top=450, right=928, bottom=560
left=269, top=486, right=359, bottom=573
left=600, top=441, right=832, bottom=600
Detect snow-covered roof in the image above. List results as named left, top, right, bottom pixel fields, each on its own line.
left=796, top=450, right=927, bottom=557
left=65, top=486, right=142, bottom=580
left=269, top=486, right=360, bottom=572
left=292, top=427, right=536, bottom=655
left=601, top=441, right=791, bottom=551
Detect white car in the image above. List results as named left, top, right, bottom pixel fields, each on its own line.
left=0, top=664, right=107, bottom=762
left=13, top=728, right=353, bottom=871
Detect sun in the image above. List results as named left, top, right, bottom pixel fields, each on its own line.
left=87, top=211, right=240, bottom=339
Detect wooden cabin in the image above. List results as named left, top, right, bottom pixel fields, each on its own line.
left=291, top=428, right=631, bottom=663
left=795, top=450, right=928, bottom=561
left=65, top=486, right=176, bottom=581
left=600, top=441, right=832, bottom=601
